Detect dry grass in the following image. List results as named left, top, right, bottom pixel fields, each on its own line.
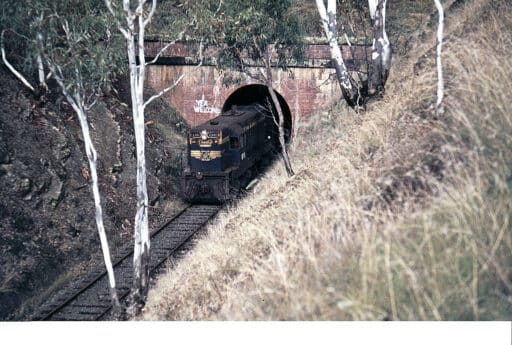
left=140, top=0, right=512, bottom=320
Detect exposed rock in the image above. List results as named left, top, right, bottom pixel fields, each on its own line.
left=45, top=172, right=63, bottom=207
left=0, top=69, right=187, bottom=320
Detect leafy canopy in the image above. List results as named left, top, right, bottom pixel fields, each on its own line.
left=2, top=0, right=124, bottom=97
left=219, top=0, right=304, bottom=69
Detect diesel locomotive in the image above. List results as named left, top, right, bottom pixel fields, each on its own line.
left=182, top=104, right=278, bottom=203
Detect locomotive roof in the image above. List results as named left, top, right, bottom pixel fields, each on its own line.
left=192, top=105, right=268, bottom=135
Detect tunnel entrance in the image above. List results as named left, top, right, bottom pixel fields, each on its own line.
left=221, top=84, right=292, bottom=143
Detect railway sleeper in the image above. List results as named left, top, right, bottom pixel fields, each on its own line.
left=174, top=215, right=211, bottom=223
left=170, top=225, right=198, bottom=232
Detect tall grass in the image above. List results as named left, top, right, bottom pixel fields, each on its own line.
left=141, top=0, right=511, bottom=320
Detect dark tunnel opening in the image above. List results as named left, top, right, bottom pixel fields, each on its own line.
left=221, top=84, right=292, bottom=143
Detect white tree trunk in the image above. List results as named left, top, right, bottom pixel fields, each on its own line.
left=35, top=14, right=48, bottom=91
left=114, top=0, right=151, bottom=308
left=132, top=0, right=151, bottom=305
left=368, top=0, right=391, bottom=95
left=315, top=0, right=358, bottom=106
left=434, top=0, right=444, bottom=114
left=47, top=64, right=121, bottom=313
left=36, top=32, right=48, bottom=91
left=368, top=0, right=378, bottom=19
left=262, top=45, right=294, bottom=176
left=1, top=30, right=35, bottom=92
left=71, top=96, right=121, bottom=313
left=107, top=0, right=163, bottom=311
left=268, top=84, right=294, bottom=177
left=106, top=0, right=203, bottom=312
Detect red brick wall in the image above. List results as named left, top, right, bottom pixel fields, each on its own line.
left=145, top=65, right=341, bottom=128
left=144, top=42, right=370, bottom=62
left=143, top=42, right=369, bottom=130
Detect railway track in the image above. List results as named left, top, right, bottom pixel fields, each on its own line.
left=32, top=204, right=222, bottom=321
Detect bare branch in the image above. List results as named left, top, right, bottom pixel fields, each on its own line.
left=143, top=0, right=157, bottom=27
left=1, top=30, right=35, bottom=92
left=244, top=67, right=266, bottom=82
left=248, top=38, right=270, bottom=82
left=105, top=0, right=117, bottom=17
left=265, top=97, right=279, bottom=128
left=105, top=0, right=131, bottom=39
left=214, top=0, right=224, bottom=16
left=46, top=61, right=78, bottom=110
left=344, top=33, right=352, bottom=47
left=143, top=41, right=205, bottom=108
left=85, top=96, right=100, bottom=112
left=145, top=30, right=186, bottom=66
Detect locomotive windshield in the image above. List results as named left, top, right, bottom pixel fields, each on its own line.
left=189, top=129, right=221, bottom=146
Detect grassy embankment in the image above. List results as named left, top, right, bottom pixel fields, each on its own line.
left=141, top=0, right=511, bottom=320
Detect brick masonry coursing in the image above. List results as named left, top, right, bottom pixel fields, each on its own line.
left=144, top=42, right=370, bottom=128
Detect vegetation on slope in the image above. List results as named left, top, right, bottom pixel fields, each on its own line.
left=141, top=0, right=511, bottom=320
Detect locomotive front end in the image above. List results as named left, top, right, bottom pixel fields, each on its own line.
left=182, top=105, right=275, bottom=204
left=182, top=126, right=231, bottom=203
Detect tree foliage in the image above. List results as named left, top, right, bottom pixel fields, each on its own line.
left=219, top=0, right=304, bottom=70
left=1, top=0, right=124, bottom=95
left=147, top=0, right=223, bottom=44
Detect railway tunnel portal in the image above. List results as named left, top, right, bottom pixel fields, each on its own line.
left=144, top=41, right=370, bottom=134
left=222, top=85, right=292, bottom=142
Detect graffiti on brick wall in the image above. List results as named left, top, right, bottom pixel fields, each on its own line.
left=194, top=95, right=220, bottom=114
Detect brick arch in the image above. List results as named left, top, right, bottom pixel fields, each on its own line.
left=145, top=64, right=342, bottom=129
left=222, top=84, right=292, bottom=142
left=143, top=41, right=371, bottom=130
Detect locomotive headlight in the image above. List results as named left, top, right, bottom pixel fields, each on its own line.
left=200, top=130, right=208, bottom=141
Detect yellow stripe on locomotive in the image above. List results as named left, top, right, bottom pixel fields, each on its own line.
left=190, top=150, right=223, bottom=161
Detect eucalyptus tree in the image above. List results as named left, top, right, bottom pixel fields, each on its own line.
left=315, top=0, right=360, bottom=107
left=219, top=0, right=304, bottom=177
left=105, top=0, right=161, bottom=311
left=1, top=0, right=125, bottom=314
left=105, top=0, right=218, bottom=312
left=367, top=0, right=391, bottom=96
left=434, top=0, right=444, bottom=115
left=315, top=0, right=393, bottom=105
left=37, top=0, right=125, bottom=315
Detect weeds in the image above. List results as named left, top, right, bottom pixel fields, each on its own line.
left=141, top=0, right=511, bottom=321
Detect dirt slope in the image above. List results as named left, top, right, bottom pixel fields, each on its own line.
left=0, top=69, right=186, bottom=320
